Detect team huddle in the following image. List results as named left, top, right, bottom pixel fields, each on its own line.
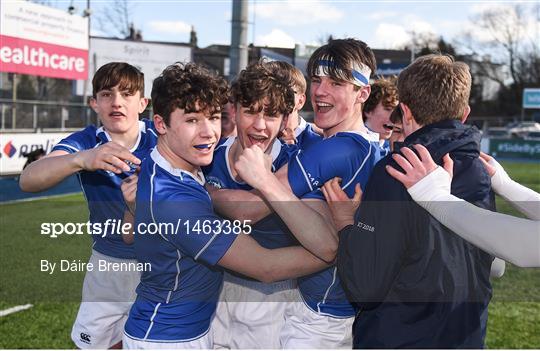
left=21, top=38, right=525, bottom=349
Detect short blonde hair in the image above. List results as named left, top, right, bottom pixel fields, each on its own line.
left=397, top=54, right=471, bottom=125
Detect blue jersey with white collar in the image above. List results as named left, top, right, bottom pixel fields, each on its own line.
left=124, top=148, right=238, bottom=342
left=202, top=137, right=299, bottom=249
left=51, top=119, right=157, bottom=259
left=380, top=139, right=391, bottom=157
left=294, top=117, right=323, bottom=150
left=287, top=130, right=381, bottom=318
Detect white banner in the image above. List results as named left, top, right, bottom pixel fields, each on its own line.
left=0, top=1, right=88, bottom=79
left=0, top=0, right=88, bottom=50
left=0, top=132, right=70, bottom=175
left=77, top=37, right=192, bottom=98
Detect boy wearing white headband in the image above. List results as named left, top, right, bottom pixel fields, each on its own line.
left=211, top=38, right=381, bottom=348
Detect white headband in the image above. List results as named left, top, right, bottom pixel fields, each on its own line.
left=315, top=59, right=371, bottom=87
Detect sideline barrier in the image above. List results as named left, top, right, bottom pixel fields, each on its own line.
left=489, top=138, right=540, bottom=161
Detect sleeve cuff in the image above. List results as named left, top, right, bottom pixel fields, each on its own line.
left=489, top=159, right=512, bottom=195
left=407, top=166, right=453, bottom=202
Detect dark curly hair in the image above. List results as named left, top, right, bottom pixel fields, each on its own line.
left=231, top=61, right=295, bottom=117
left=151, top=62, right=230, bottom=126
left=92, top=62, right=144, bottom=98
left=363, top=77, right=399, bottom=121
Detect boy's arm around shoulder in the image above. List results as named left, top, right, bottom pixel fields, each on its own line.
left=218, top=234, right=331, bottom=283
left=155, top=183, right=330, bottom=283
left=208, top=186, right=273, bottom=224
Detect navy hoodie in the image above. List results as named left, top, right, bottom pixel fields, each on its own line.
left=338, top=120, right=495, bottom=349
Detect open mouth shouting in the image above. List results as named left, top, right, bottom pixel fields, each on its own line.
left=383, top=123, right=394, bottom=131
left=247, top=134, right=268, bottom=149
left=316, top=101, right=334, bottom=114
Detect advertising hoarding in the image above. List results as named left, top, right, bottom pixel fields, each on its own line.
left=489, top=138, right=540, bottom=161
left=0, top=132, right=70, bottom=175
left=77, top=37, right=192, bottom=98
left=0, top=1, right=89, bottom=80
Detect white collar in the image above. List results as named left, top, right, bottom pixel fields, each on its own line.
left=96, top=121, right=145, bottom=152
left=223, top=137, right=283, bottom=184
left=294, top=117, right=308, bottom=138
left=150, top=148, right=206, bottom=186
left=332, top=129, right=380, bottom=143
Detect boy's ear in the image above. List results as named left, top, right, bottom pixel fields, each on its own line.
left=139, top=98, right=149, bottom=113
left=461, top=105, right=471, bottom=124
left=153, top=114, right=167, bottom=135
left=89, top=97, right=98, bottom=113
left=296, top=93, right=306, bottom=111
left=231, top=103, right=239, bottom=123
left=400, top=103, right=413, bottom=125
left=356, top=85, right=371, bottom=104
left=279, top=114, right=289, bottom=133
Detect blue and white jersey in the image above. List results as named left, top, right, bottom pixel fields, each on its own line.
left=380, top=139, right=391, bottom=157
left=203, top=137, right=299, bottom=249
left=287, top=130, right=381, bottom=318
left=51, top=119, right=157, bottom=259
left=366, top=126, right=390, bottom=157
left=125, top=148, right=238, bottom=342
left=294, top=117, right=323, bottom=150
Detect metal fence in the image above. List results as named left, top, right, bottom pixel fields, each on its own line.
left=0, top=99, right=152, bottom=132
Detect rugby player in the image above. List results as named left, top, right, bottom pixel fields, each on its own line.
left=19, top=62, right=155, bottom=349
left=362, top=77, right=399, bottom=156
left=275, top=61, right=323, bottom=149
left=388, top=105, right=405, bottom=150
left=204, top=60, right=331, bottom=349
left=212, top=38, right=382, bottom=348
left=121, top=62, right=337, bottom=349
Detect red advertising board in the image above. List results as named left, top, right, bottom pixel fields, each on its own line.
left=0, top=1, right=88, bottom=80
left=0, top=35, right=88, bottom=80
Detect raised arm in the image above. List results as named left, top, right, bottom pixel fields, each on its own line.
left=480, top=152, right=540, bottom=220
left=386, top=145, right=540, bottom=268
left=206, top=153, right=300, bottom=224
left=235, top=146, right=338, bottom=263
left=20, top=150, right=81, bottom=192
left=19, top=142, right=140, bottom=192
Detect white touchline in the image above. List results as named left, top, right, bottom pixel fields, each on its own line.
left=0, top=304, right=33, bottom=317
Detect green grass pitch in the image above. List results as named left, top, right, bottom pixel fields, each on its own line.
left=0, top=161, right=538, bottom=348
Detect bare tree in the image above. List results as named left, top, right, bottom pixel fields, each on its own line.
left=456, top=3, right=540, bottom=112
left=95, top=0, right=138, bottom=39
left=402, top=31, right=457, bottom=58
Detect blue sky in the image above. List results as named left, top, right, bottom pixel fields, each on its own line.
left=51, top=1, right=537, bottom=51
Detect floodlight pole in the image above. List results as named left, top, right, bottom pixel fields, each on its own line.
left=229, top=0, right=248, bottom=81
left=81, top=0, right=91, bottom=125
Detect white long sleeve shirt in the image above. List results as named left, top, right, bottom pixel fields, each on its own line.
left=407, top=162, right=540, bottom=268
